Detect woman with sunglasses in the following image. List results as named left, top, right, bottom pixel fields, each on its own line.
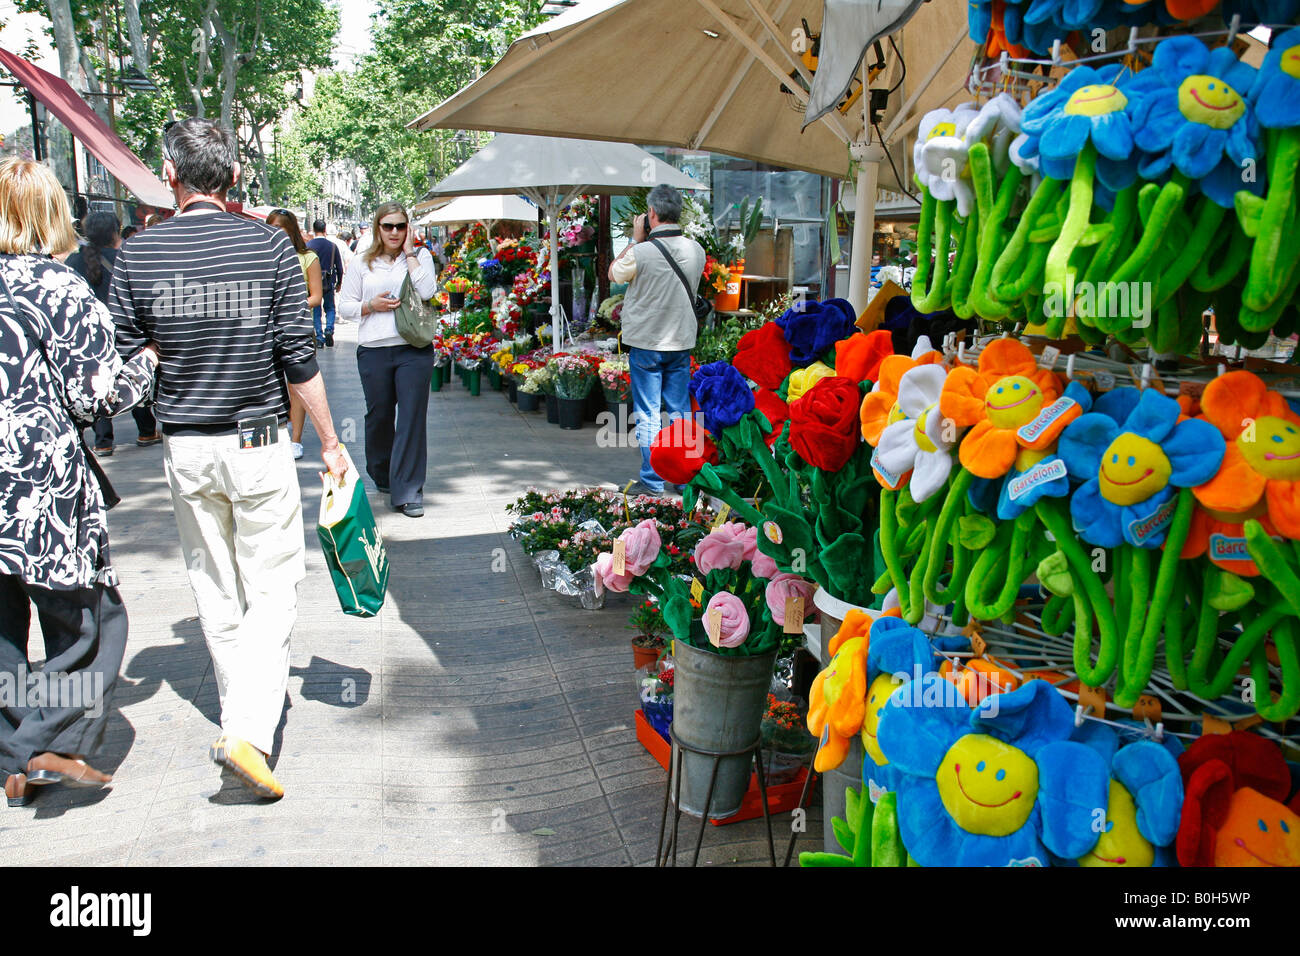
left=337, top=202, right=438, bottom=517
left=265, top=209, right=323, bottom=461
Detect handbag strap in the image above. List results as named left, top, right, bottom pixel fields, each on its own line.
left=0, top=257, right=121, bottom=510
left=647, top=237, right=700, bottom=311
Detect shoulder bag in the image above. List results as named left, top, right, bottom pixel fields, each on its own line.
left=0, top=262, right=126, bottom=509
left=393, top=271, right=440, bottom=349
left=647, top=237, right=713, bottom=322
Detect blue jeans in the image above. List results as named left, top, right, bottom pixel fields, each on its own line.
left=313, top=286, right=336, bottom=342
left=629, top=347, right=692, bottom=490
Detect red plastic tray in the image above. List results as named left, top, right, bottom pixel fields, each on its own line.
left=634, top=710, right=814, bottom=826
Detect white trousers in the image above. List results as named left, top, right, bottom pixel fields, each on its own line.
left=163, top=428, right=306, bottom=754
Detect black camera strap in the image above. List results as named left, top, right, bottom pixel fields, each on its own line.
left=647, top=236, right=710, bottom=321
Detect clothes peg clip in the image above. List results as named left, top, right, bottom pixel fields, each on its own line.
left=1066, top=352, right=1077, bottom=381
left=1227, top=13, right=1241, bottom=45
left=1051, top=39, right=1061, bottom=67
left=1126, top=26, right=1139, bottom=55
left=957, top=340, right=967, bottom=365
left=1074, top=703, right=1092, bottom=727
left=1141, top=363, right=1153, bottom=389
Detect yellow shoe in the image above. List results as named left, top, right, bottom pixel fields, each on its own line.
left=209, top=736, right=284, bottom=799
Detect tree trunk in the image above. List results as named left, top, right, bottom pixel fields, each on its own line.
left=43, top=0, right=84, bottom=91
left=123, top=0, right=150, bottom=73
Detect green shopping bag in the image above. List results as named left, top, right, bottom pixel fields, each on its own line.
left=317, top=446, right=389, bottom=617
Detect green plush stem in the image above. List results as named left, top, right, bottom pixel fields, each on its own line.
left=1036, top=500, right=1120, bottom=686
left=969, top=164, right=1024, bottom=319
left=1155, top=197, right=1226, bottom=309
left=1186, top=567, right=1223, bottom=699
left=964, top=509, right=1036, bottom=621
left=952, top=144, right=995, bottom=319
left=990, top=177, right=1065, bottom=302
left=1115, top=489, right=1194, bottom=708
left=1076, top=188, right=1139, bottom=329
left=911, top=188, right=937, bottom=309
left=1192, top=224, right=1252, bottom=292
left=1095, top=179, right=1185, bottom=334
left=1151, top=297, right=1180, bottom=354
left=1042, top=145, right=1097, bottom=338
left=879, top=488, right=911, bottom=614
left=1252, top=616, right=1300, bottom=722
left=1163, top=564, right=1192, bottom=691
left=1240, top=247, right=1300, bottom=332
left=913, top=199, right=955, bottom=312
left=905, top=525, right=932, bottom=625
left=921, top=469, right=974, bottom=607
left=1242, top=127, right=1300, bottom=312
left=1042, top=592, right=1074, bottom=636
left=1189, top=602, right=1286, bottom=701
left=1245, top=519, right=1300, bottom=619
left=949, top=212, right=981, bottom=319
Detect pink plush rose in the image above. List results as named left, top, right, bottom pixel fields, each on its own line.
left=735, top=525, right=758, bottom=561
left=751, top=549, right=779, bottom=579
left=693, top=527, right=748, bottom=575
left=619, top=518, right=662, bottom=575
left=765, top=573, right=816, bottom=626
left=704, top=592, right=751, bottom=648
left=592, top=552, right=634, bottom=596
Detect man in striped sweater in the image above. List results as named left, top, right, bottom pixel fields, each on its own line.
left=109, top=118, right=347, bottom=800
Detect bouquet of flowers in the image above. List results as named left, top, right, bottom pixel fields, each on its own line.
left=701, top=256, right=730, bottom=296
left=491, top=348, right=515, bottom=375
left=444, top=276, right=471, bottom=293
left=520, top=365, right=555, bottom=396
left=480, top=257, right=508, bottom=288
left=551, top=354, right=596, bottom=400
left=597, top=356, right=631, bottom=402
left=592, top=519, right=816, bottom=657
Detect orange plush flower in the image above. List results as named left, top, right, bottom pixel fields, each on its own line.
left=860, top=344, right=944, bottom=446
left=834, top=330, right=895, bottom=385
left=1195, top=371, right=1300, bottom=540
left=807, top=609, right=877, bottom=773
left=939, top=339, right=1069, bottom=479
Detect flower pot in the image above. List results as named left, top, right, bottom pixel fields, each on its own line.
left=557, top=396, right=585, bottom=430
left=517, top=390, right=541, bottom=412
left=584, top=387, right=606, bottom=422
left=506, top=379, right=518, bottom=403
left=812, top=586, right=880, bottom=852
left=762, top=749, right=810, bottom=787
left=467, top=368, right=481, bottom=396
left=605, top=399, right=632, bottom=432
left=430, top=364, right=444, bottom=393
left=632, top=639, right=662, bottom=671
left=448, top=291, right=466, bottom=310
left=545, top=394, right=559, bottom=425
left=712, top=258, right=744, bottom=312
left=487, top=366, right=501, bottom=390
left=669, top=639, right=777, bottom=819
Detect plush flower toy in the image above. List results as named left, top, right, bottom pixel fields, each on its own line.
left=876, top=675, right=1109, bottom=866
left=1176, top=731, right=1300, bottom=867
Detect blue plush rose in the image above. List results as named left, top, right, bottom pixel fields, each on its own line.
left=775, top=298, right=857, bottom=366
left=690, top=361, right=755, bottom=437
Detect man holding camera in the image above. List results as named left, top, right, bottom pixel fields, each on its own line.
left=607, top=184, right=705, bottom=495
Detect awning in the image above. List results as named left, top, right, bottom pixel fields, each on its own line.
left=0, top=48, right=174, bottom=208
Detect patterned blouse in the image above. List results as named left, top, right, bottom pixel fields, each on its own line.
left=0, top=254, right=155, bottom=590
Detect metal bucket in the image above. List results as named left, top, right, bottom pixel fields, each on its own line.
left=669, top=640, right=777, bottom=819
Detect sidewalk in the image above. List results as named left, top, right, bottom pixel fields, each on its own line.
left=1, top=321, right=817, bottom=866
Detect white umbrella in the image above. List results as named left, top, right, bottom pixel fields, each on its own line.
left=426, top=133, right=706, bottom=345
left=416, top=193, right=539, bottom=230
left=410, top=0, right=972, bottom=313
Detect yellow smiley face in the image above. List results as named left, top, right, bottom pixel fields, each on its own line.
left=1079, top=780, right=1155, bottom=867
left=887, top=401, right=908, bottom=427
left=1064, top=84, right=1128, bottom=117
left=1178, top=75, right=1245, bottom=130
left=1237, top=415, right=1300, bottom=481
left=1098, top=432, right=1171, bottom=506
left=936, top=734, right=1037, bottom=837
left=985, top=375, right=1044, bottom=430
left=928, top=121, right=957, bottom=139
left=1283, top=48, right=1300, bottom=81
left=913, top=403, right=939, bottom=453
left=861, top=673, right=900, bottom=767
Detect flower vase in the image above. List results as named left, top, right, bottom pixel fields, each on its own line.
left=713, top=258, right=744, bottom=312
left=545, top=394, right=559, bottom=425
left=467, top=368, right=481, bottom=396
left=584, top=387, right=605, bottom=423
left=430, top=364, right=444, bottom=393
left=448, top=291, right=466, bottom=310
left=487, top=365, right=500, bottom=391
left=517, top=390, right=541, bottom=412
left=557, top=396, right=584, bottom=430
left=669, top=639, right=777, bottom=819
left=506, top=378, right=517, bottom=403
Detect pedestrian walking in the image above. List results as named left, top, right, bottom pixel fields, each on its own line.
left=108, top=119, right=347, bottom=800
left=0, top=158, right=159, bottom=808
left=337, top=202, right=438, bottom=517
left=607, top=184, right=705, bottom=495
left=66, top=211, right=161, bottom=456
left=267, top=209, right=323, bottom=461
left=306, top=218, right=343, bottom=347
left=329, top=226, right=353, bottom=276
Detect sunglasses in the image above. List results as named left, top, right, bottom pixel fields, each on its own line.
left=379, top=221, right=408, bottom=232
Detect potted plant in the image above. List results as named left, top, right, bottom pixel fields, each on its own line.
left=629, top=598, right=669, bottom=670
left=445, top=276, right=471, bottom=311
left=514, top=362, right=541, bottom=411
left=592, top=518, right=816, bottom=819
left=551, top=354, right=594, bottom=430
left=598, top=356, right=633, bottom=431
left=639, top=660, right=674, bottom=742
left=759, top=694, right=815, bottom=785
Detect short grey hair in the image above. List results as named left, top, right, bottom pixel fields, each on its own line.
left=163, top=118, right=237, bottom=196
left=646, top=184, right=683, bottom=224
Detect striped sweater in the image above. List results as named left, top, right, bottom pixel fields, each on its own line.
left=108, top=210, right=320, bottom=433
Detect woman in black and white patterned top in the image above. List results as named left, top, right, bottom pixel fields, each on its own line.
left=0, top=159, right=158, bottom=808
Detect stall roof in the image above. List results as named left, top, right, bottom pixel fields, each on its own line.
left=0, top=47, right=174, bottom=208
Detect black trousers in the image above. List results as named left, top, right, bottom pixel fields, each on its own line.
left=91, top=405, right=157, bottom=447
left=356, top=343, right=434, bottom=508
left=0, top=575, right=127, bottom=777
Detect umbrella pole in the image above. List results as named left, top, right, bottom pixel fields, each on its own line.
left=549, top=202, right=566, bottom=346
left=847, top=144, right=884, bottom=316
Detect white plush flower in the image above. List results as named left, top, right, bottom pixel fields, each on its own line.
left=915, top=103, right=979, bottom=216
left=875, top=364, right=955, bottom=502
left=881, top=588, right=963, bottom=636
left=963, top=93, right=1023, bottom=176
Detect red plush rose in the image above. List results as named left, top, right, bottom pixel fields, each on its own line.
left=732, top=322, right=793, bottom=390
left=650, top=418, right=719, bottom=485
left=753, top=388, right=789, bottom=447
left=834, top=329, right=894, bottom=384
left=788, top=377, right=862, bottom=472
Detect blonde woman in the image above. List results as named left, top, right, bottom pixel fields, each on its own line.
left=0, top=159, right=159, bottom=807
left=266, top=209, right=323, bottom=460
left=337, top=202, right=438, bottom=517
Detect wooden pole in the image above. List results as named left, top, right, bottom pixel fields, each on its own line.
left=597, top=193, right=611, bottom=305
